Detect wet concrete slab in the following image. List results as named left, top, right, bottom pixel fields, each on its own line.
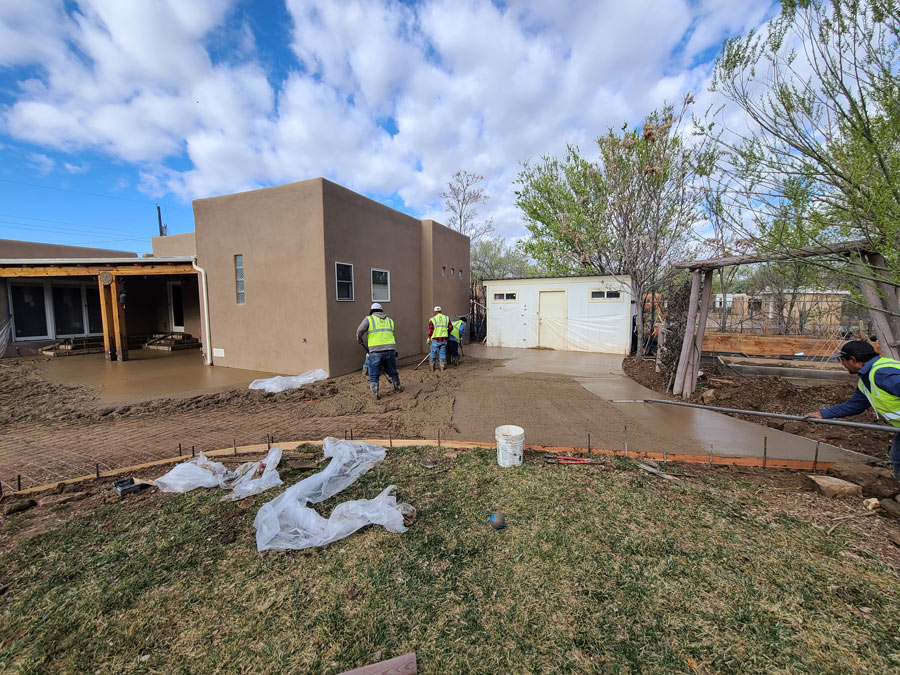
left=464, top=344, right=871, bottom=464
left=36, top=350, right=278, bottom=403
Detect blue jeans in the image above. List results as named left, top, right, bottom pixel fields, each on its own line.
left=890, top=433, right=900, bottom=481
left=430, top=340, right=447, bottom=362
left=368, top=350, right=399, bottom=384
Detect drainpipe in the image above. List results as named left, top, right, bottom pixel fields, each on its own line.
left=192, top=256, right=213, bottom=366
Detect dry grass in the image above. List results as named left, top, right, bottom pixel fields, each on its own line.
left=2, top=447, right=900, bottom=673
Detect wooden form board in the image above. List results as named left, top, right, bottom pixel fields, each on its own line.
left=701, top=333, right=879, bottom=358
left=0, top=263, right=196, bottom=277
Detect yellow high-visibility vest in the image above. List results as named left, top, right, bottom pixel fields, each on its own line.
left=366, top=315, right=396, bottom=348
left=430, top=313, right=449, bottom=339
left=857, top=357, right=900, bottom=426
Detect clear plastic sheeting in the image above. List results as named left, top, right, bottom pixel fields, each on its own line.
left=487, top=304, right=630, bottom=353
left=254, top=437, right=413, bottom=551
left=249, top=369, right=328, bottom=393
left=0, top=317, right=10, bottom=357
left=156, top=447, right=283, bottom=501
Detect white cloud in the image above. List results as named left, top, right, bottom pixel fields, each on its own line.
left=27, top=152, right=55, bottom=175
left=0, top=0, right=774, bottom=239
left=63, top=161, right=89, bottom=173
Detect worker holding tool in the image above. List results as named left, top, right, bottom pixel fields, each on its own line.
left=427, top=306, right=450, bottom=371
left=357, top=302, right=403, bottom=400
left=447, top=316, right=467, bottom=366
left=804, top=340, right=900, bottom=482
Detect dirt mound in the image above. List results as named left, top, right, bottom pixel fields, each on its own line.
left=624, top=357, right=891, bottom=460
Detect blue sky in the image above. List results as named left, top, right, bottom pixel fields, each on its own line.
left=0, top=0, right=775, bottom=255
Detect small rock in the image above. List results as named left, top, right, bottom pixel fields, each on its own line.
left=644, top=459, right=660, bottom=469
left=830, top=462, right=899, bottom=498
left=238, top=497, right=255, bottom=510
left=701, top=389, right=717, bottom=404
left=783, top=421, right=805, bottom=435
left=889, top=531, right=900, bottom=547
left=139, top=655, right=150, bottom=662
left=1, top=499, right=36, bottom=516
left=38, top=492, right=87, bottom=508
left=716, top=390, right=733, bottom=402
left=807, top=475, right=862, bottom=499
left=878, top=499, right=900, bottom=519
left=346, top=586, right=359, bottom=600
left=442, top=451, right=458, bottom=459
left=420, top=460, right=437, bottom=469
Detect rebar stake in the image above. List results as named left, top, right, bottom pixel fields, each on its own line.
left=95, top=464, right=100, bottom=479
left=344, top=430, right=348, bottom=440
left=350, top=429, right=354, bottom=440
left=663, top=448, right=667, bottom=463
left=233, top=439, right=237, bottom=456
left=191, top=445, right=195, bottom=457
left=624, top=425, right=628, bottom=458
left=437, top=429, right=441, bottom=449
left=813, top=441, right=820, bottom=472
left=178, top=442, right=182, bottom=457
left=388, top=431, right=393, bottom=448
left=267, top=435, right=271, bottom=451
left=588, top=433, right=591, bottom=452
left=763, top=436, right=768, bottom=470
left=17, top=474, right=21, bottom=491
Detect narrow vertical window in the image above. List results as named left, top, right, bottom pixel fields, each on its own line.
left=442, top=266, right=446, bottom=277
left=234, top=254, right=245, bottom=304
left=336, top=262, right=354, bottom=301
left=371, top=268, right=390, bottom=302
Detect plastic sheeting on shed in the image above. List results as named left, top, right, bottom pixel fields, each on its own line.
left=487, top=304, right=629, bottom=353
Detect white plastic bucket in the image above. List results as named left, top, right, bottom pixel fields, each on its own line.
left=495, top=425, right=524, bottom=467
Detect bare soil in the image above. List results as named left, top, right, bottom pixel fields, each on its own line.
left=624, top=357, right=891, bottom=460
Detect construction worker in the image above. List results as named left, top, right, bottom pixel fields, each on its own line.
left=427, top=306, right=450, bottom=371
left=447, top=316, right=467, bottom=366
left=804, top=340, right=900, bottom=483
left=356, top=302, right=402, bottom=399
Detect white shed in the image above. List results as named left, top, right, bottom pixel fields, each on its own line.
left=483, top=276, right=634, bottom=353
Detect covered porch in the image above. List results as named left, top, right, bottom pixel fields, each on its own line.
left=0, top=257, right=201, bottom=361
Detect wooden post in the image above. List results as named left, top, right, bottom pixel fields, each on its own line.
left=109, top=275, right=129, bottom=362
left=673, top=270, right=702, bottom=396
left=687, top=271, right=714, bottom=395
left=855, top=272, right=899, bottom=360
left=98, top=276, right=116, bottom=361
left=865, top=252, right=900, bottom=358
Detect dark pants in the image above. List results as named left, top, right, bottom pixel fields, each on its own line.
left=368, top=350, right=399, bottom=384
left=890, top=433, right=900, bottom=481
left=447, top=340, right=459, bottom=362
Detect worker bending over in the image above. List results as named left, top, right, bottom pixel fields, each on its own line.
left=357, top=302, right=403, bottom=400
left=804, top=340, right=900, bottom=483
left=447, top=316, right=467, bottom=366
left=428, top=306, right=450, bottom=371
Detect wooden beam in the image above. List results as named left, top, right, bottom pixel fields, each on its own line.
left=687, top=270, right=714, bottom=395
left=110, top=275, right=129, bottom=362
left=97, top=277, right=116, bottom=361
left=674, top=239, right=871, bottom=271
left=673, top=270, right=701, bottom=397
left=0, top=263, right=197, bottom=278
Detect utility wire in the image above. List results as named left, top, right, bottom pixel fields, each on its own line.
left=0, top=177, right=191, bottom=210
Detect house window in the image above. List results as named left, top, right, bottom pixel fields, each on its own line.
left=459, top=269, right=463, bottom=279
left=336, top=262, right=354, bottom=301
left=590, top=289, right=622, bottom=302
left=371, top=268, right=390, bottom=302
left=591, top=290, right=605, bottom=299
left=749, top=298, right=762, bottom=312
left=451, top=267, right=455, bottom=277
left=606, top=291, right=621, bottom=299
left=234, top=255, right=245, bottom=304
left=493, top=291, right=518, bottom=303
left=442, top=266, right=446, bottom=277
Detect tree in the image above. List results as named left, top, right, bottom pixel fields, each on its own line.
left=708, top=0, right=900, bottom=355
left=441, top=170, right=495, bottom=241
left=470, top=237, right=533, bottom=282
left=516, top=97, right=707, bottom=361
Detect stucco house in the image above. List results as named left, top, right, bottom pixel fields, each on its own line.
left=0, top=178, right=470, bottom=376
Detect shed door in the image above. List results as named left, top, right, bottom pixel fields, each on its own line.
left=538, top=290, right=567, bottom=350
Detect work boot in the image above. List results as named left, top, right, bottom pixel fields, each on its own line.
left=439, top=359, right=446, bottom=371
left=392, top=378, right=403, bottom=393
left=430, top=359, right=436, bottom=372
left=369, top=381, right=379, bottom=400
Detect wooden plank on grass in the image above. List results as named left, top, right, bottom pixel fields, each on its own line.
left=340, top=652, right=417, bottom=675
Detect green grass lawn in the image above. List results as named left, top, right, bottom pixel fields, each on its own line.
left=2, top=447, right=899, bottom=673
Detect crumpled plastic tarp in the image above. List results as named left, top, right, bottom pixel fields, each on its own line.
left=156, top=447, right=283, bottom=501
left=254, top=437, right=413, bottom=551
left=249, top=369, right=328, bottom=393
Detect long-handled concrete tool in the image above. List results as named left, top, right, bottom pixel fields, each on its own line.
left=644, top=398, right=900, bottom=434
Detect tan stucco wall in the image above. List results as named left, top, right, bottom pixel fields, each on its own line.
left=151, top=233, right=196, bottom=257
left=194, top=179, right=328, bottom=374
left=0, top=239, right=137, bottom=259
left=424, top=220, right=470, bottom=324
left=322, top=180, right=424, bottom=376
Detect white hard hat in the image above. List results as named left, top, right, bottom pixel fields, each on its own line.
left=370, top=302, right=383, bottom=311
left=433, top=306, right=442, bottom=312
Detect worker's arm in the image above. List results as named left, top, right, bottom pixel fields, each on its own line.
left=356, top=317, right=370, bottom=343
left=427, top=320, right=434, bottom=340
left=807, top=388, right=871, bottom=420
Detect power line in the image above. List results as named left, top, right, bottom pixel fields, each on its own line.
left=0, top=177, right=192, bottom=210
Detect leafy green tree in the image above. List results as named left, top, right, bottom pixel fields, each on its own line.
left=516, top=98, right=707, bottom=360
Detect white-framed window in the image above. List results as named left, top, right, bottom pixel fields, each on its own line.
left=234, top=254, right=245, bottom=304
left=441, top=266, right=446, bottom=277
left=492, top=290, right=518, bottom=303
left=336, top=262, right=354, bottom=301
left=371, top=268, right=390, bottom=302
left=589, top=288, right=622, bottom=302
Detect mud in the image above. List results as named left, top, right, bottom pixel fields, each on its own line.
left=624, top=357, right=891, bottom=460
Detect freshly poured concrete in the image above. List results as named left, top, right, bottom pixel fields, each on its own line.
left=464, top=345, right=871, bottom=464
left=36, top=350, right=278, bottom=403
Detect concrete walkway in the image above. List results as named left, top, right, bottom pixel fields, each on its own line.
left=464, top=345, right=871, bottom=464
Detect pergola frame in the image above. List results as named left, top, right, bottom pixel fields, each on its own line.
left=670, top=240, right=900, bottom=396
left=0, top=258, right=196, bottom=362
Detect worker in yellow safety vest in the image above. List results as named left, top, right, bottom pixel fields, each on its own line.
left=804, top=340, right=900, bottom=483
left=356, top=302, right=403, bottom=400
left=447, top=316, right=467, bottom=366
left=427, top=306, right=450, bottom=371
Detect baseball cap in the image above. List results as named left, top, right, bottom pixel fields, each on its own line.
left=833, top=340, right=878, bottom=361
